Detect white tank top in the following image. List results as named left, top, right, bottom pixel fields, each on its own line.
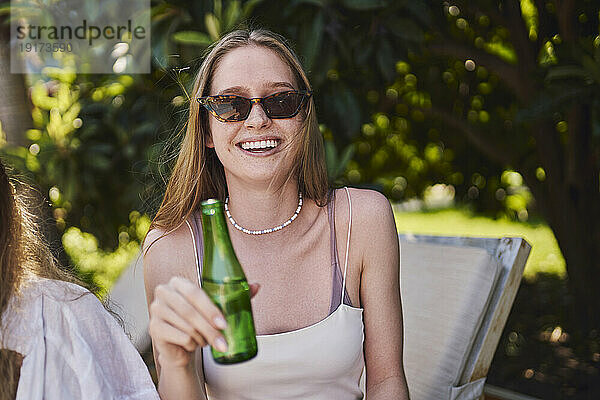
left=188, top=187, right=365, bottom=400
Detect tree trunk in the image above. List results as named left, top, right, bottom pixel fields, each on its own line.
left=557, top=215, right=600, bottom=334
left=526, top=107, right=600, bottom=335
left=557, top=105, right=600, bottom=334
left=0, top=21, right=31, bottom=146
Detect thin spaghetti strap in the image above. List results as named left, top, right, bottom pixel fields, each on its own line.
left=328, top=190, right=337, bottom=271
left=341, top=186, right=352, bottom=303
left=185, top=215, right=202, bottom=287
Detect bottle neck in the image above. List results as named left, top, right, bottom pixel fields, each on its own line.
left=201, top=203, right=244, bottom=282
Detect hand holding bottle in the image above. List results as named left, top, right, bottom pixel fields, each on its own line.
left=148, top=277, right=260, bottom=369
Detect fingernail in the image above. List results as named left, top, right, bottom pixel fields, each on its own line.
left=214, top=316, right=227, bottom=330
left=215, top=337, right=228, bottom=352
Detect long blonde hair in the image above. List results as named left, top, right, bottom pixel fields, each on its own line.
left=0, top=160, right=22, bottom=400
left=149, top=29, right=329, bottom=238
left=0, top=160, right=98, bottom=400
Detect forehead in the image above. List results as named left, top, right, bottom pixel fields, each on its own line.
left=210, top=45, right=297, bottom=93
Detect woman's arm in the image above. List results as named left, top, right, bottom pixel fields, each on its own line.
left=143, top=225, right=214, bottom=400
left=144, top=224, right=260, bottom=400
left=354, top=189, right=410, bottom=400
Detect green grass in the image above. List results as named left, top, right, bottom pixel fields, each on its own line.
left=392, top=207, right=566, bottom=280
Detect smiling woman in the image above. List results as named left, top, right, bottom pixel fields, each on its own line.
left=203, top=45, right=313, bottom=189
left=143, top=29, right=410, bottom=400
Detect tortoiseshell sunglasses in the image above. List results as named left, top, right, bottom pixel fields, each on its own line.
left=197, top=90, right=312, bottom=122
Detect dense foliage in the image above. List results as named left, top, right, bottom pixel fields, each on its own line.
left=1, top=2, right=599, bottom=396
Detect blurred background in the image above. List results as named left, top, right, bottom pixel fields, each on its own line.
left=0, top=0, right=599, bottom=398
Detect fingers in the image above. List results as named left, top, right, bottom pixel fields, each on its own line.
left=169, top=277, right=228, bottom=331
left=149, top=319, right=199, bottom=353
left=149, top=277, right=229, bottom=354
left=249, top=282, right=260, bottom=298
left=150, top=297, right=206, bottom=348
left=150, top=276, right=260, bottom=360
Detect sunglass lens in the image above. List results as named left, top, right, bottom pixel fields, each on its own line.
left=263, top=92, right=304, bottom=118
left=210, top=97, right=251, bottom=121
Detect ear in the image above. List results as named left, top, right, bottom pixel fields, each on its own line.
left=206, top=133, right=214, bottom=148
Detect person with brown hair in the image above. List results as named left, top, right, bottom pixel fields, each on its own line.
left=144, top=29, right=410, bottom=399
left=0, top=158, right=159, bottom=400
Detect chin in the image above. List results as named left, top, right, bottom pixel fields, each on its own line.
left=234, top=168, right=290, bottom=188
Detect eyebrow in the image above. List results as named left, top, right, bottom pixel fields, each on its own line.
left=217, top=82, right=295, bottom=95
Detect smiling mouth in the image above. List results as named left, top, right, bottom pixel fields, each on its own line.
left=237, top=139, right=281, bottom=153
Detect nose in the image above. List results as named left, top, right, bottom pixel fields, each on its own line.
left=244, top=100, right=271, bottom=130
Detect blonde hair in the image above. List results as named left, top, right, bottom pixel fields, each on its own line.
left=149, top=29, right=329, bottom=237
left=0, top=160, right=103, bottom=400
left=0, top=160, right=22, bottom=400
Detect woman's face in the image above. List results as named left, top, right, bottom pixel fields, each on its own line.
left=206, top=45, right=304, bottom=187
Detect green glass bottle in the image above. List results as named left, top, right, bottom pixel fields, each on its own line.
left=200, top=199, right=258, bottom=364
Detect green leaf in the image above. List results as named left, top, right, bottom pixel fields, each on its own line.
left=151, top=3, right=178, bottom=22
left=545, top=65, right=592, bottom=82
left=309, top=40, right=336, bottom=87
left=301, top=11, right=325, bottom=71
left=376, top=39, right=395, bottom=82
left=172, top=31, right=212, bottom=47
left=331, top=84, right=361, bottom=139
left=338, top=144, right=355, bottom=171
left=385, top=16, right=423, bottom=42
left=7, top=0, right=41, bottom=21
left=355, top=40, right=373, bottom=66
left=324, top=140, right=355, bottom=181
left=84, top=0, right=100, bottom=22
left=132, top=121, right=155, bottom=137
left=288, top=0, right=325, bottom=7
left=0, top=4, right=11, bottom=16
left=341, top=0, right=389, bottom=11
left=151, top=35, right=173, bottom=69
left=223, top=0, right=241, bottom=31
left=242, top=0, right=264, bottom=17
left=213, top=0, right=222, bottom=20
left=88, top=155, right=111, bottom=170
left=334, top=144, right=355, bottom=179
left=396, top=0, right=432, bottom=26
left=324, top=140, right=337, bottom=178
left=581, top=55, right=600, bottom=84
left=283, top=0, right=324, bottom=18
left=515, top=85, right=592, bottom=122
left=205, top=13, right=221, bottom=41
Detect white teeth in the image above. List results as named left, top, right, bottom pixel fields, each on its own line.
left=240, top=140, right=279, bottom=150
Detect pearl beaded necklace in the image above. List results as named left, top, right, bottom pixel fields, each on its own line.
left=224, top=192, right=303, bottom=235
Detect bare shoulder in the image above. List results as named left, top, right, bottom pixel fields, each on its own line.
left=348, top=187, right=392, bottom=214
left=143, top=221, right=199, bottom=297
left=338, top=187, right=395, bottom=230
left=336, top=187, right=398, bottom=260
